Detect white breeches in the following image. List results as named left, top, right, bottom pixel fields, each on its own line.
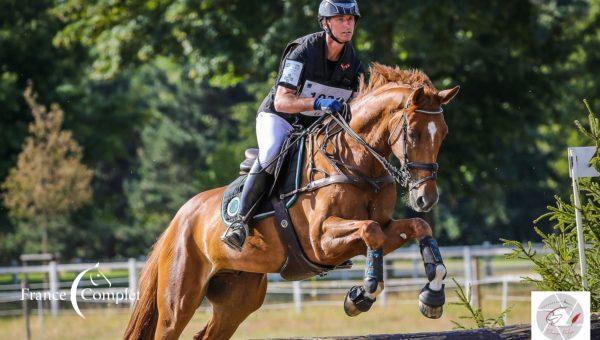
left=256, top=112, right=294, bottom=169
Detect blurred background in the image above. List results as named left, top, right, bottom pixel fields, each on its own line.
left=0, top=0, right=599, bottom=338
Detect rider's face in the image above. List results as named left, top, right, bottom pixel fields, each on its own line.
left=324, top=15, right=355, bottom=42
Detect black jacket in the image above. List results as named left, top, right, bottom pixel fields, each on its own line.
left=257, top=31, right=363, bottom=127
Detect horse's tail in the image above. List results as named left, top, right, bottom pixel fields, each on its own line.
left=123, top=236, right=163, bottom=340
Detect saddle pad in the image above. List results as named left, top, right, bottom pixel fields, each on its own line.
left=220, top=136, right=305, bottom=227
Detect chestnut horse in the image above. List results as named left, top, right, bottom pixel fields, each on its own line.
left=124, top=63, right=459, bottom=340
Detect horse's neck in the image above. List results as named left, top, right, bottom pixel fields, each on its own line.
left=349, top=86, right=407, bottom=145
left=313, top=86, right=409, bottom=177
left=325, top=98, right=394, bottom=177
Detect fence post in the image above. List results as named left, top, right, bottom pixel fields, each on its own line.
left=380, top=259, right=388, bottom=306
left=38, top=298, right=43, bottom=334
left=411, top=244, right=420, bottom=278
left=501, top=276, right=509, bottom=325
left=462, top=246, right=473, bottom=306
left=473, top=257, right=480, bottom=309
left=128, top=258, right=138, bottom=309
left=11, top=259, right=18, bottom=284
left=49, top=261, right=58, bottom=316
left=483, top=241, right=492, bottom=277
left=22, top=263, right=31, bottom=340
left=293, top=281, right=302, bottom=313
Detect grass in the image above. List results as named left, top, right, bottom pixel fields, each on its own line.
left=0, top=289, right=532, bottom=339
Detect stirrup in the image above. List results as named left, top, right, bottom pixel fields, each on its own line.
left=220, top=221, right=249, bottom=252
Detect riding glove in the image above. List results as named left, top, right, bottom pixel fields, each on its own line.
left=313, top=98, right=343, bottom=113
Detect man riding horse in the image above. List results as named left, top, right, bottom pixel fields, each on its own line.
left=222, top=0, right=364, bottom=251
left=124, top=0, right=460, bottom=333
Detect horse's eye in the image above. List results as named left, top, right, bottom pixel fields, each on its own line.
left=408, top=130, right=418, bottom=142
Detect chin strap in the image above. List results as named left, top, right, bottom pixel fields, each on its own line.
left=324, top=19, right=345, bottom=44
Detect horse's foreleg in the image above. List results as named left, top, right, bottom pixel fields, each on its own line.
left=319, top=217, right=386, bottom=317
left=382, top=218, right=447, bottom=319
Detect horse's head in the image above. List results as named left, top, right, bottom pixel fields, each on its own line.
left=387, top=85, right=459, bottom=212
left=351, top=64, right=459, bottom=211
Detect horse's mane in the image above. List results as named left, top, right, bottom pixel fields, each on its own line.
left=356, top=63, right=438, bottom=101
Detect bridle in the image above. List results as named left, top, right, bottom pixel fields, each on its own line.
left=387, top=92, right=443, bottom=190
left=327, top=88, right=443, bottom=191
left=261, top=88, right=444, bottom=197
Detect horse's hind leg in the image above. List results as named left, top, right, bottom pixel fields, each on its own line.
left=154, top=217, right=213, bottom=340
left=194, top=272, right=267, bottom=340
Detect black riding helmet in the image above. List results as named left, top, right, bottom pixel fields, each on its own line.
left=318, top=0, right=361, bottom=44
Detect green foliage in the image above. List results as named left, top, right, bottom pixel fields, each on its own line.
left=503, top=101, right=600, bottom=312
left=2, top=1, right=600, bottom=261
left=449, top=278, right=512, bottom=330
left=119, top=60, right=256, bottom=252
left=51, top=0, right=291, bottom=84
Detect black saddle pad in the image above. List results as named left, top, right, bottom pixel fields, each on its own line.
left=221, top=136, right=305, bottom=227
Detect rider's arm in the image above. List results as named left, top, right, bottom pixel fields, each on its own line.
left=273, top=86, right=314, bottom=114
left=273, top=43, right=315, bottom=114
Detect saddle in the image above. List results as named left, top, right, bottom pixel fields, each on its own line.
left=221, top=135, right=304, bottom=225
left=221, top=134, right=352, bottom=281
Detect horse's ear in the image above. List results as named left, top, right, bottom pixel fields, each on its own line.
left=438, top=85, right=460, bottom=105
left=411, top=87, right=426, bottom=105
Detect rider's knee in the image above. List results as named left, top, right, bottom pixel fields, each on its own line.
left=259, top=143, right=285, bottom=166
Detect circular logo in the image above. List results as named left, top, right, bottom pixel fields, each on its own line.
left=227, top=197, right=240, bottom=217
left=536, top=293, right=584, bottom=339
left=281, top=220, right=288, bottom=228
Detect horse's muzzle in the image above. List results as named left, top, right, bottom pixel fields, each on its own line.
left=410, top=190, right=439, bottom=212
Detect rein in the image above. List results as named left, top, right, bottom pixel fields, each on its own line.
left=322, top=89, right=443, bottom=192
left=276, top=89, right=443, bottom=198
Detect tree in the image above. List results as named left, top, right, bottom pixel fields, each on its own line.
left=504, top=100, right=600, bottom=312
left=118, top=60, right=254, bottom=254
left=49, top=0, right=594, bottom=246
left=2, top=83, right=93, bottom=253
left=0, top=0, right=598, bottom=260
left=51, top=0, right=285, bottom=84
left=0, top=0, right=147, bottom=261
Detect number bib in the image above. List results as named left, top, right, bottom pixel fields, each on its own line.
left=299, top=80, right=353, bottom=117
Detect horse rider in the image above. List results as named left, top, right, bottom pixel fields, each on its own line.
left=221, top=0, right=365, bottom=251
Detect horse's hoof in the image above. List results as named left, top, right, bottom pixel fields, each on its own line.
left=343, top=285, right=375, bottom=317
left=418, top=282, right=445, bottom=319
left=419, top=300, right=443, bottom=319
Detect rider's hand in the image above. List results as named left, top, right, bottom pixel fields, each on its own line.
left=313, top=98, right=343, bottom=114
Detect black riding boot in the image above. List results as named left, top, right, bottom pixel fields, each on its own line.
left=221, top=159, right=270, bottom=251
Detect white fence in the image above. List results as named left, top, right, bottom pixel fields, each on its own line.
left=0, top=242, right=544, bottom=319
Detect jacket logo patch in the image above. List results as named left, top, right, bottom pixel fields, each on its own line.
left=341, top=63, right=350, bottom=71
left=280, top=59, right=303, bottom=87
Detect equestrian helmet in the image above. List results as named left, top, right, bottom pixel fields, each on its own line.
left=318, top=0, right=361, bottom=20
